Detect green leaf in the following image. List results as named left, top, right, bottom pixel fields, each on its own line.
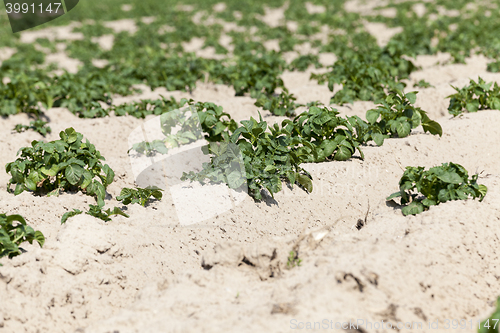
left=5, top=214, right=27, bottom=225
left=25, top=178, right=37, bottom=191
left=297, top=174, right=313, bottom=193
left=61, top=209, right=83, bottom=224
left=333, top=145, right=352, bottom=161
left=81, top=171, right=93, bottom=189
left=321, top=140, right=337, bottom=158
left=401, top=201, right=424, bottom=215
left=422, top=120, right=443, bottom=137
left=61, top=127, right=78, bottom=143
left=465, top=101, right=479, bottom=112
left=105, top=207, right=130, bottom=219
left=40, top=165, right=60, bottom=177
left=102, top=164, right=115, bottom=186
left=95, top=182, right=106, bottom=207
left=421, top=198, right=437, bottom=207
left=386, top=191, right=402, bottom=201
left=34, top=231, right=45, bottom=247
left=264, top=165, right=276, bottom=173
left=478, top=184, right=488, bottom=201
left=395, top=121, right=411, bottom=138
left=371, top=133, right=385, bottom=146
left=14, top=183, right=25, bottom=195
left=65, top=164, right=84, bottom=186
left=406, top=92, right=417, bottom=104
left=436, top=171, right=463, bottom=184
left=227, top=170, right=246, bottom=189
left=47, top=188, right=60, bottom=197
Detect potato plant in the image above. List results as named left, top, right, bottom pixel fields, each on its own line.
left=387, top=163, right=487, bottom=216
left=0, top=213, right=45, bottom=265
left=112, top=96, right=194, bottom=119
left=183, top=114, right=314, bottom=200
left=285, top=105, right=364, bottom=162
left=61, top=206, right=129, bottom=224
left=13, top=120, right=52, bottom=137
left=349, top=90, right=442, bottom=146
left=129, top=101, right=237, bottom=156
left=288, top=55, right=321, bottom=72
left=311, top=43, right=416, bottom=104
left=117, top=186, right=163, bottom=207
left=447, top=77, right=500, bottom=116
left=487, top=61, right=500, bottom=73
left=254, top=89, right=302, bottom=117
left=6, top=127, right=114, bottom=207
left=184, top=104, right=367, bottom=199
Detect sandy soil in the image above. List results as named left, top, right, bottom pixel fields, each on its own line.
left=1, top=9, right=500, bottom=333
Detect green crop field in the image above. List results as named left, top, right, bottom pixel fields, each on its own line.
left=1, top=0, right=500, bottom=332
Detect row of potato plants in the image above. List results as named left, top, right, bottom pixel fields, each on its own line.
left=2, top=80, right=494, bottom=265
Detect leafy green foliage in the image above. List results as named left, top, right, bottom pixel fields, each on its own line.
left=129, top=101, right=237, bottom=156
left=487, top=61, right=500, bottom=73
left=13, top=120, right=52, bottom=137
left=61, top=205, right=129, bottom=224
left=86, top=205, right=129, bottom=222
left=414, top=79, right=433, bottom=88
left=6, top=128, right=114, bottom=207
left=128, top=140, right=169, bottom=157
left=183, top=113, right=314, bottom=200
left=387, top=162, right=487, bottom=216
left=183, top=104, right=367, bottom=200
left=2, top=0, right=496, bottom=208
left=286, top=106, right=364, bottom=162
left=254, top=89, right=302, bottom=117
left=0, top=71, right=54, bottom=117
left=113, top=96, right=193, bottom=119
left=61, top=209, right=83, bottom=224
left=2, top=0, right=500, bottom=126
left=117, top=186, right=163, bottom=207
left=0, top=213, right=45, bottom=264
left=289, top=54, right=321, bottom=71
left=286, top=250, right=302, bottom=268
left=435, top=9, right=500, bottom=63
left=220, top=51, right=286, bottom=97
left=227, top=114, right=314, bottom=200
left=351, top=90, right=442, bottom=146
left=181, top=141, right=248, bottom=191
left=479, top=296, right=500, bottom=333
left=447, top=78, right=500, bottom=116
left=196, top=102, right=238, bottom=142
left=311, top=45, right=416, bottom=104
left=0, top=66, right=139, bottom=118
